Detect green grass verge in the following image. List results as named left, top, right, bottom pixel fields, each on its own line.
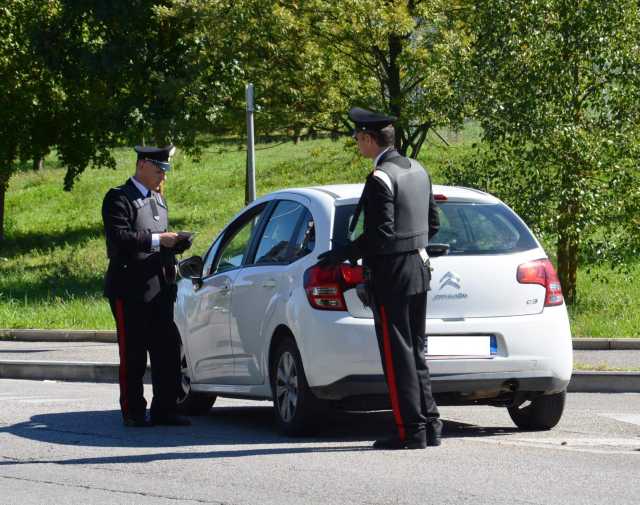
left=0, top=134, right=638, bottom=335
left=568, top=263, right=640, bottom=338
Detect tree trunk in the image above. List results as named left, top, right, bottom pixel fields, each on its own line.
left=0, top=180, right=6, bottom=243
left=556, top=234, right=578, bottom=305
left=556, top=190, right=579, bottom=305
left=32, top=157, right=44, bottom=171
left=386, top=34, right=404, bottom=154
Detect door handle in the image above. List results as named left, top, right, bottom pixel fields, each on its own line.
left=262, top=279, right=277, bottom=288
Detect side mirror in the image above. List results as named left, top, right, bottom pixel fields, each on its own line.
left=178, top=256, right=204, bottom=288
left=427, top=243, right=449, bottom=257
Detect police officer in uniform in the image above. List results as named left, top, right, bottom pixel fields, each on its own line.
left=319, top=108, right=443, bottom=449
left=102, top=145, right=191, bottom=427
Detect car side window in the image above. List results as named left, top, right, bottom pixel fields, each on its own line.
left=212, top=205, right=267, bottom=275
left=290, top=210, right=315, bottom=260
left=253, top=201, right=308, bottom=264
left=202, top=236, right=222, bottom=277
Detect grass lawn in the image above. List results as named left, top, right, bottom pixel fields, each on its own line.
left=0, top=135, right=637, bottom=336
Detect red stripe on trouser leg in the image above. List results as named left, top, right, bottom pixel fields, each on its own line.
left=379, top=304, right=406, bottom=441
left=114, top=298, right=129, bottom=417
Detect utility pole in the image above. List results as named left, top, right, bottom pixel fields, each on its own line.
left=245, top=83, right=256, bottom=205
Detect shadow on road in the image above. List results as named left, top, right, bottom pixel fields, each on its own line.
left=0, top=405, right=519, bottom=466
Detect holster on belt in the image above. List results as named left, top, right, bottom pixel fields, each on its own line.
left=356, top=266, right=373, bottom=308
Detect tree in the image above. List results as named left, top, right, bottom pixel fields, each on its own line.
left=166, top=0, right=468, bottom=156
left=0, top=0, right=64, bottom=242
left=0, top=0, right=245, bottom=241
left=35, top=0, right=232, bottom=189
left=300, top=0, right=469, bottom=156
left=450, top=0, right=640, bottom=303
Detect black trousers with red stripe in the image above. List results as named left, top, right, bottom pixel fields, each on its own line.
left=372, top=290, right=439, bottom=441
left=109, top=289, right=181, bottom=420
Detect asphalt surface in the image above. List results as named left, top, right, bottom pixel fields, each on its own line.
left=0, top=379, right=639, bottom=505
left=1, top=341, right=639, bottom=370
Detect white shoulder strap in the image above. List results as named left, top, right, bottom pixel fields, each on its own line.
left=372, top=169, right=393, bottom=195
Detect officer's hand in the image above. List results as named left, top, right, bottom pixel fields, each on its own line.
left=172, top=239, right=192, bottom=254
left=159, top=232, right=179, bottom=248
left=317, top=247, right=349, bottom=267
left=317, top=250, right=339, bottom=267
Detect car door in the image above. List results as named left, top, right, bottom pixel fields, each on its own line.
left=182, top=203, right=269, bottom=384
left=229, top=200, right=312, bottom=385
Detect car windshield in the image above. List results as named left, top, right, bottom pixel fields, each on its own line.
left=333, top=201, right=538, bottom=255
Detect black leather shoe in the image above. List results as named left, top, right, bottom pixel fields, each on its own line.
left=373, top=435, right=426, bottom=450
left=123, top=416, right=152, bottom=428
left=151, top=414, right=191, bottom=426
left=426, top=419, right=443, bottom=447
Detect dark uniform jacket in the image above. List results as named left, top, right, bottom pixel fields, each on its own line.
left=351, top=149, right=440, bottom=301
left=102, top=178, right=176, bottom=302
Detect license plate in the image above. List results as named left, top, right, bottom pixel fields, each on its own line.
left=425, top=335, right=496, bottom=358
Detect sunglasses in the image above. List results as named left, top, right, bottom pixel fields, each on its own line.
left=143, top=158, right=171, bottom=172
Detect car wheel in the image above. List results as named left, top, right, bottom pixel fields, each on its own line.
left=271, top=338, right=319, bottom=436
left=508, top=390, right=566, bottom=430
left=177, top=341, right=216, bottom=416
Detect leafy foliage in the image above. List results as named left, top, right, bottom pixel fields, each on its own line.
left=165, top=0, right=469, bottom=155
left=447, top=0, right=640, bottom=303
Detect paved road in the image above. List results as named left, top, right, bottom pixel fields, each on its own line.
left=2, top=341, right=639, bottom=370
left=0, top=379, right=638, bottom=505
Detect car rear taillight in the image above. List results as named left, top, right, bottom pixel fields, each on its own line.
left=434, top=194, right=448, bottom=201
left=304, top=263, right=364, bottom=311
left=517, top=259, right=564, bottom=306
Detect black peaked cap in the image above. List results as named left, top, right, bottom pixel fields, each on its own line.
left=134, top=145, right=175, bottom=163
left=348, top=107, right=397, bottom=132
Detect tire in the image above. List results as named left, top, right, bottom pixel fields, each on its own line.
left=508, top=390, right=566, bottom=430
left=270, top=338, right=320, bottom=436
left=177, top=341, right=216, bottom=416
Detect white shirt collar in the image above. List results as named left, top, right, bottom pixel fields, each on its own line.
left=373, top=147, right=391, bottom=169
left=130, top=177, right=150, bottom=198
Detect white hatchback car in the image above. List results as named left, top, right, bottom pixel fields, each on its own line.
left=174, top=184, right=573, bottom=435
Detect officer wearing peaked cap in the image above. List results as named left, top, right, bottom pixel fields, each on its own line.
left=102, top=144, right=192, bottom=427
left=319, top=107, right=443, bottom=449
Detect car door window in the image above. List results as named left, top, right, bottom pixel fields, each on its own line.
left=202, top=236, right=222, bottom=277
left=212, top=205, right=267, bottom=274
left=253, top=201, right=308, bottom=264
left=290, top=210, right=315, bottom=260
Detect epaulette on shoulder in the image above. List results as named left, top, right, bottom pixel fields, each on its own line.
left=117, top=183, right=146, bottom=209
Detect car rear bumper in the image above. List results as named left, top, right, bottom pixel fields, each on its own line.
left=311, top=371, right=569, bottom=405
left=297, top=305, right=572, bottom=390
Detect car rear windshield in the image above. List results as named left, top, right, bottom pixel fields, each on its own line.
left=333, top=201, right=538, bottom=255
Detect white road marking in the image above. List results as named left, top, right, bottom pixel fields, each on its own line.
left=600, top=413, right=640, bottom=426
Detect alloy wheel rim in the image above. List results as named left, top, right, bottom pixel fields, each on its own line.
left=177, top=343, right=191, bottom=403
left=275, top=351, right=298, bottom=423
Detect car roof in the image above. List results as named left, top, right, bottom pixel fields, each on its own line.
left=267, top=184, right=501, bottom=205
